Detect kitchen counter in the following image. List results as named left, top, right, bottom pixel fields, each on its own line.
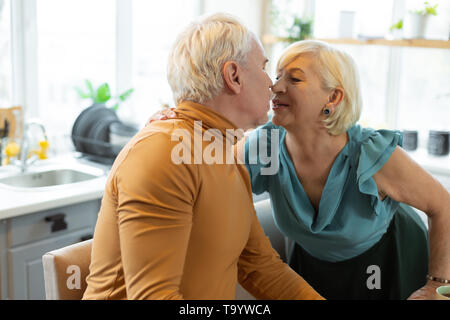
left=0, top=148, right=447, bottom=222
left=407, top=148, right=450, bottom=178
left=0, top=154, right=109, bottom=220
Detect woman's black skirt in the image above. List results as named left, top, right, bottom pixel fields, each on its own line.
left=288, top=206, right=429, bottom=300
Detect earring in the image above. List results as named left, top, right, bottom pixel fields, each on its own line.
left=323, top=108, right=331, bottom=116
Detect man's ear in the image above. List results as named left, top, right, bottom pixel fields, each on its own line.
left=327, top=87, right=344, bottom=109
left=223, top=61, right=241, bottom=94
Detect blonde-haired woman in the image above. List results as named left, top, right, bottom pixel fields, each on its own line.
left=152, top=39, right=450, bottom=299
left=245, top=40, right=450, bottom=300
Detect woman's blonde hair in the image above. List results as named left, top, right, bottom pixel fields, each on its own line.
left=277, top=40, right=363, bottom=135
left=167, top=13, right=254, bottom=105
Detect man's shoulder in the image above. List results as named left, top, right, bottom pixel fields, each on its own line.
left=130, top=119, right=193, bottom=149
left=110, top=120, right=195, bottom=175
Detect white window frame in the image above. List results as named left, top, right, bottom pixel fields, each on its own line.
left=115, top=0, right=133, bottom=98
left=10, top=0, right=38, bottom=119
left=384, top=0, right=406, bottom=129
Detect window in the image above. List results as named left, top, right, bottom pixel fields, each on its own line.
left=128, top=0, right=265, bottom=127
left=3, top=0, right=448, bottom=165
left=336, top=44, right=391, bottom=128
left=404, top=0, right=450, bottom=40
left=314, top=0, right=394, bottom=39
left=313, top=0, right=396, bottom=128
left=0, top=0, right=12, bottom=107
left=268, top=0, right=311, bottom=75
left=269, top=0, right=311, bottom=38
left=397, top=47, right=450, bottom=146
left=397, top=0, right=450, bottom=145
left=270, top=0, right=394, bottom=128
left=36, top=0, right=116, bottom=136
left=129, top=0, right=200, bottom=126
left=203, top=0, right=265, bottom=36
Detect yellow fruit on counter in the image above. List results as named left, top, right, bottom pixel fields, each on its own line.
left=5, top=142, right=20, bottom=157
left=3, top=141, right=20, bottom=165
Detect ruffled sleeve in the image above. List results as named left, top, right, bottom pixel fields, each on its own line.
left=356, top=127, right=403, bottom=216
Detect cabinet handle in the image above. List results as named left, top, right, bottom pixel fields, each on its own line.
left=80, top=234, right=93, bottom=242
left=44, top=213, right=67, bottom=232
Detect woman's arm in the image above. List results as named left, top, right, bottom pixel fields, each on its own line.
left=373, top=146, right=450, bottom=299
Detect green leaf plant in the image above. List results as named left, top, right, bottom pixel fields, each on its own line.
left=411, top=1, right=438, bottom=16
left=389, top=19, right=403, bottom=32
left=270, top=3, right=313, bottom=44
left=287, top=16, right=314, bottom=43
left=75, top=79, right=134, bottom=112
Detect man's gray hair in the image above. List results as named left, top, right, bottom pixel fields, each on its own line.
left=167, top=13, right=254, bottom=105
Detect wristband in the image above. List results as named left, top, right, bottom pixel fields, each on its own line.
left=426, top=274, right=450, bottom=284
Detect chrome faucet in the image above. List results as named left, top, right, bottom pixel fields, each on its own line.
left=16, top=120, right=48, bottom=172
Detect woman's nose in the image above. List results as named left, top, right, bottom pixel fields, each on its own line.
left=271, top=81, right=285, bottom=94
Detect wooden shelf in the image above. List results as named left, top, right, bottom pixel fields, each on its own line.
left=262, top=34, right=450, bottom=49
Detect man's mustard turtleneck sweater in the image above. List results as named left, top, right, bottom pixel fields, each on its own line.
left=83, top=101, right=323, bottom=300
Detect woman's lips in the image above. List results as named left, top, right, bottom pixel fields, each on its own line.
left=272, top=99, right=290, bottom=109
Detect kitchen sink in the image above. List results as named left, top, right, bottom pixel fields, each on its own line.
left=0, top=169, right=101, bottom=188
left=0, top=157, right=108, bottom=190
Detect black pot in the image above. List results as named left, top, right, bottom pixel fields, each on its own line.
left=427, top=131, right=450, bottom=156
left=402, top=130, right=418, bottom=151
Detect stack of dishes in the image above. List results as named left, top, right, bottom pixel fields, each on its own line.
left=71, top=104, right=137, bottom=159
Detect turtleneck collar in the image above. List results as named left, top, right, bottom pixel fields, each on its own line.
left=175, top=100, right=243, bottom=144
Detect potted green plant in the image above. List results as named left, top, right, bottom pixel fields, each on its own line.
left=270, top=5, right=313, bottom=44
left=75, top=79, right=134, bottom=112
left=389, top=19, right=403, bottom=39
left=286, top=16, right=313, bottom=43
left=407, top=1, right=438, bottom=39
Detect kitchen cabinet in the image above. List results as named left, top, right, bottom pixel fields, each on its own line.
left=0, top=199, right=100, bottom=300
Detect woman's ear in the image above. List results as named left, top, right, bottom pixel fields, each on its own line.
left=223, top=61, right=241, bottom=94
left=327, top=87, right=344, bottom=109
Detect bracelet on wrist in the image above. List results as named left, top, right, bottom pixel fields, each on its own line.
left=426, top=274, right=450, bottom=284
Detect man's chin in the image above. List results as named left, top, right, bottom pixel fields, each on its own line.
left=259, top=113, right=269, bottom=125
left=242, top=113, right=268, bottom=131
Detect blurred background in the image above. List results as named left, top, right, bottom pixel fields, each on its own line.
left=0, top=0, right=449, bottom=163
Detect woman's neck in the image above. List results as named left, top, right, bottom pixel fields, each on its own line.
left=284, top=125, right=348, bottom=163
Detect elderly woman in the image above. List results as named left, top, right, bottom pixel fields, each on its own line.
left=243, top=40, right=450, bottom=300
left=151, top=40, right=450, bottom=300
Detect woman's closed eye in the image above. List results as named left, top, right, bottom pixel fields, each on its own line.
left=290, top=77, right=302, bottom=83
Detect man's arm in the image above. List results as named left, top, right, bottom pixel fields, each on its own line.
left=115, top=133, right=198, bottom=299
left=237, top=207, right=324, bottom=300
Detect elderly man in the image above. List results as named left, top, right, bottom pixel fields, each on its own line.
left=82, top=13, right=323, bottom=300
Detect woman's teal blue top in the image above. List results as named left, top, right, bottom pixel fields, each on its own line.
left=245, top=121, right=408, bottom=262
